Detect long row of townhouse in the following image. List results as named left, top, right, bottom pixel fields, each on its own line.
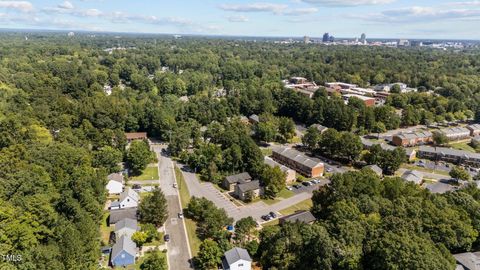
left=392, top=125, right=480, bottom=147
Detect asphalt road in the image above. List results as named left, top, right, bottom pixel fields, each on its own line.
left=153, top=146, right=193, bottom=270
left=177, top=163, right=326, bottom=223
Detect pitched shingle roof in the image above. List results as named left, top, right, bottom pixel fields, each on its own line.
left=109, top=208, right=138, bottom=224
left=264, top=156, right=293, bottom=174
left=111, top=236, right=136, bottom=260
left=419, top=146, right=480, bottom=161
left=115, top=218, right=139, bottom=232
left=108, top=173, right=124, bottom=183
left=401, top=170, right=423, bottom=184
left=453, top=251, right=480, bottom=270
left=280, top=210, right=316, bottom=224
left=119, top=188, right=140, bottom=203
left=224, top=247, right=252, bottom=265
left=365, top=165, right=383, bottom=176
left=237, top=180, right=260, bottom=193
left=225, top=172, right=252, bottom=184
left=272, top=147, right=323, bottom=169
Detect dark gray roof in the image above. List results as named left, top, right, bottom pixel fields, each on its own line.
left=361, top=138, right=396, bottom=151
left=111, top=236, right=136, bottom=260
left=109, top=208, right=138, bottom=224
left=115, top=218, right=139, bottom=232
left=419, top=146, right=480, bottom=161
left=440, top=127, right=470, bottom=136
left=264, top=157, right=293, bottom=174
left=225, top=172, right=252, bottom=184
left=453, top=252, right=480, bottom=270
left=425, top=182, right=457, bottom=194
left=272, top=146, right=323, bottom=169
left=108, top=173, right=124, bottom=183
left=394, top=130, right=432, bottom=140
left=237, top=180, right=260, bottom=193
left=365, top=165, right=383, bottom=176
left=224, top=247, right=252, bottom=265
left=467, top=124, right=480, bottom=131
left=280, top=211, right=316, bottom=224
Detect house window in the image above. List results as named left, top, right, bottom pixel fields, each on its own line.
left=238, top=264, right=243, bottom=267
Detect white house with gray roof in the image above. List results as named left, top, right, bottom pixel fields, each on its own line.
left=106, top=173, right=124, bottom=195
left=401, top=170, right=423, bottom=185
left=222, top=247, right=252, bottom=270
left=114, top=218, right=138, bottom=239
left=111, top=188, right=140, bottom=209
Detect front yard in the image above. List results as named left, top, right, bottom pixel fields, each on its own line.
left=130, top=165, right=159, bottom=181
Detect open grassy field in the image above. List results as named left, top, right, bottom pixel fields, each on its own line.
left=450, top=141, right=477, bottom=153
left=279, top=199, right=313, bottom=216
left=130, top=166, right=159, bottom=181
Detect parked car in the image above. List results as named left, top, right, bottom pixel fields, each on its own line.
left=132, top=184, right=141, bottom=190
left=286, top=186, right=293, bottom=191
left=269, top=212, right=277, bottom=218
left=293, top=184, right=301, bottom=189
left=261, top=215, right=272, bottom=221
left=302, top=181, right=312, bottom=187
left=173, top=183, right=177, bottom=188
left=164, top=234, right=170, bottom=242
left=178, top=213, right=184, bottom=219
left=326, top=168, right=333, bottom=172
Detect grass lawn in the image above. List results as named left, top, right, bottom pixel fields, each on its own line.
left=133, top=250, right=167, bottom=270
left=450, top=141, right=477, bottom=153
left=262, top=219, right=279, bottom=227
left=401, top=164, right=450, bottom=176
left=279, top=199, right=313, bottom=216
left=130, top=166, right=159, bottom=181
left=277, top=188, right=295, bottom=199
left=174, top=167, right=201, bottom=256
left=100, top=211, right=112, bottom=246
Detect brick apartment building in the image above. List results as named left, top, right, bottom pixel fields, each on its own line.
left=271, top=147, right=324, bottom=178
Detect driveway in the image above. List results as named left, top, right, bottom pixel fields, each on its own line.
left=152, top=146, right=193, bottom=270
left=177, top=163, right=324, bottom=223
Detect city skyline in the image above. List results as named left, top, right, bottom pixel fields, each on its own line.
left=0, top=0, right=479, bottom=40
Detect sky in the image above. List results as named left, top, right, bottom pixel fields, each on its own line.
left=0, top=0, right=479, bottom=39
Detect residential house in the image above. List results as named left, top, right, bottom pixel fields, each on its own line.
left=272, top=147, right=324, bottom=178
left=310, top=124, right=329, bottom=134
left=418, top=146, right=480, bottom=168
left=264, top=157, right=296, bottom=184
left=279, top=210, right=316, bottom=225
left=401, top=170, right=423, bottom=185
left=249, top=114, right=260, bottom=124
left=109, top=208, right=138, bottom=225
left=118, top=188, right=140, bottom=209
left=222, top=247, right=252, bottom=270
left=453, top=251, right=480, bottom=270
left=364, top=164, right=383, bottom=177
left=125, top=132, right=148, bottom=142
left=223, top=172, right=252, bottom=192
left=391, top=131, right=433, bottom=147
left=467, top=124, right=480, bottom=137
left=425, top=182, right=457, bottom=194
left=235, top=180, right=261, bottom=201
left=115, top=218, right=139, bottom=239
left=438, top=127, right=471, bottom=141
left=110, top=236, right=137, bottom=267
left=106, top=173, right=124, bottom=195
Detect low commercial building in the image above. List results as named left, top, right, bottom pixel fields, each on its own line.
left=222, top=247, right=252, bottom=270
left=325, top=82, right=357, bottom=90
left=438, top=127, right=470, bottom=141
left=391, top=131, right=433, bottom=147
left=110, top=236, right=137, bottom=267
left=272, top=147, right=324, bottom=178
left=418, top=146, right=480, bottom=168
left=283, top=77, right=320, bottom=98
left=279, top=210, right=316, bottom=225
left=342, top=94, right=376, bottom=107
left=235, top=180, right=261, bottom=201
left=264, top=157, right=296, bottom=184
left=125, top=132, right=147, bottom=142
left=467, top=124, right=480, bottom=137
left=223, top=172, right=252, bottom=192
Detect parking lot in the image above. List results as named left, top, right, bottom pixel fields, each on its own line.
left=288, top=178, right=329, bottom=194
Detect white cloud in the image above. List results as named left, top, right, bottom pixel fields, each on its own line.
left=301, top=0, right=394, bottom=6
left=58, top=1, right=74, bottom=10
left=228, top=15, right=249, bottom=22
left=283, top=7, right=318, bottom=16
left=220, top=2, right=288, bottom=14
left=0, top=1, right=34, bottom=12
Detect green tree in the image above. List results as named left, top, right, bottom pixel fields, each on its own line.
left=278, top=117, right=296, bottom=141
left=450, top=166, right=471, bottom=182
left=433, top=132, right=449, bottom=146
left=131, top=231, right=148, bottom=247
left=302, top=126, right=322, bottom=151
left=260, top=166, right=286, bottom=199
left=139, top=188, right=168, bottom=226
left=140, top=251, right=168, bottom=270
left=93, top=146, right=123, bottom=173
left=196, top=239, right=223, bottom=270
left=127, top=140, right=154, bottom=175
left=235, top=217, right=257, bottom=245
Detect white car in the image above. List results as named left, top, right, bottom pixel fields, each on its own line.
left=287, top=186, right=293, bottom=191
left=173, top=183, right=177, bottom=188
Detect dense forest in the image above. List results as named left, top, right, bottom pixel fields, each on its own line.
left=1, top=32, right=480, bottom=269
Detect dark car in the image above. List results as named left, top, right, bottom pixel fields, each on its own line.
left=269, top=212, right=277, bottom=218
left=132, top=184, right=141, bottom=190
left=261, top=215, right=272, bottom=221
left=164, top=234, right=170, bottom=242
left=302, top=181, right=311, bottom=186
left=293, top=184, right=301, bottom=189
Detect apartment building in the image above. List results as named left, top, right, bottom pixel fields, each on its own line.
left=264, top=157, right=297, bottom=184
left=342, top=94, right=376, bottom=107
left=438, top=127, right=471, bottom=141
left=467, top=124, right=480, bottom=137
left=417, top=146, right=480, bottom=168
left=392, top=131, right=433, bottom=147
left=271, top=147, right=324, bottom=178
